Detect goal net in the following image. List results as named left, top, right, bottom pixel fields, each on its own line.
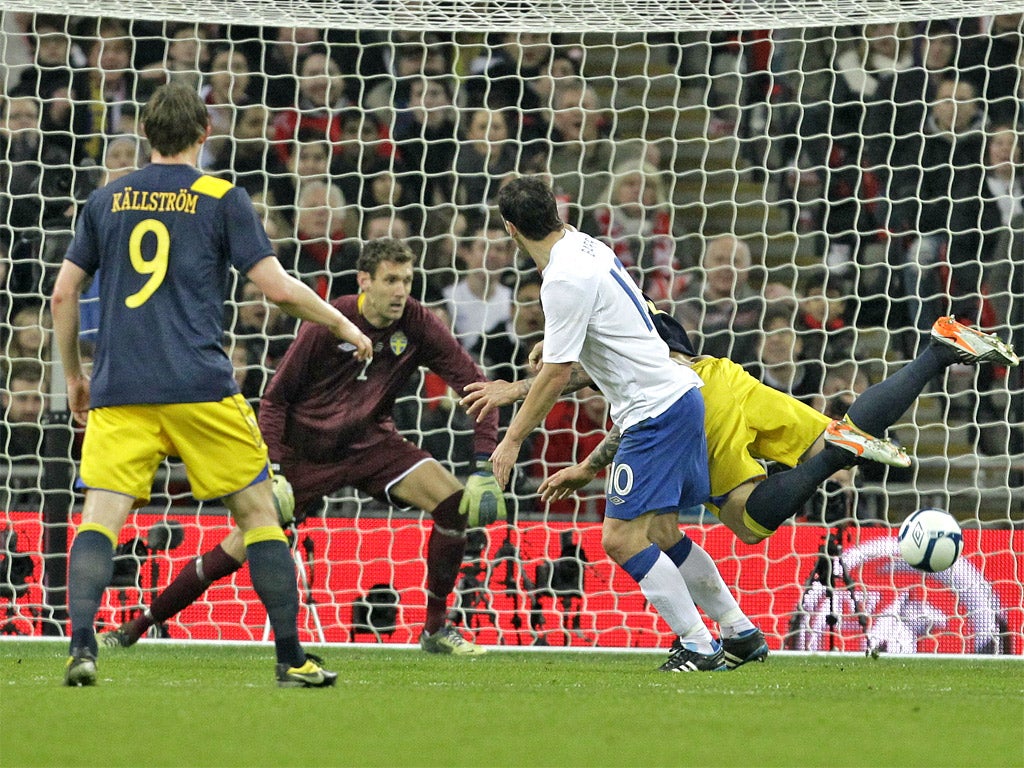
left=2, top=2, right=1021, bottom=655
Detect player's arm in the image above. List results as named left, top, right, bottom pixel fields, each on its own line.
left=50, top=259, right=91, bottom=425
left=246, top=256, right=372, bottom=360
left=490, top=360, right=573, bottom=488
left=461, top=362, right=594, bottom=421
left=538, top=425, right=622, bottom=502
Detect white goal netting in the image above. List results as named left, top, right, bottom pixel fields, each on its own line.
left=1, top=2, right=1021, bottom=654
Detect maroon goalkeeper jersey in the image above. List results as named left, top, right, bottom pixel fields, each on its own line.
left=259, top=294, right=498, bottom=463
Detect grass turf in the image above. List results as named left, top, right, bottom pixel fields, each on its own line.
left=1, top=639, right=1021, bottom=768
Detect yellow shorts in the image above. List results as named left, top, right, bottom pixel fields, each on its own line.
left=694, top=357, right=831, bottom=509
left=80, top=394, right=269, bottom=506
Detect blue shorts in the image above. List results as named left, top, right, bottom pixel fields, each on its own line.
left=604, top=388, right=710, bottom=520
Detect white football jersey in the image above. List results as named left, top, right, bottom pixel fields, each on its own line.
left=541, top=229, right=701, bottom=430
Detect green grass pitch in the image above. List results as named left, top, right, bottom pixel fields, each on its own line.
left=2, top=639, right=1021, bottom=768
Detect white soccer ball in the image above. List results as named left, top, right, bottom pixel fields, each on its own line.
left=898, top=508, right=963, bottom=573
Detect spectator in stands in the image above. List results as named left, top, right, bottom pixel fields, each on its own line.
left=868, top=19, right=959, bottom=173
left=231, top=278, right=294, bottom=374
left=527, top=49, right=581, bottom=113
left=789, top=23, right=912, bottom=281
left=362, top=36, right=453, bottom=124
left=672, top=235, right=763, bottom=365
left=453, top=106, right=517, bottom=208
left=0, top=13, right=34, bottom=95
left=797, top=271, right=853, bottom=363
left=293, top=180, right=351, bottom=298
left=392, top=75, right=459, bottom=206
left=444, top=216, right=515, bottom=356
left=5, top=301, right=52, bottom=365
left=465, top=32, right=557, bottom=150
left=762, top=278, right=800, bottom=316
left=477, top=270, right=545, bottom=384
left=959, top=13, right=1023, bottom=126
left=286, top=133, right=334, bottom=207
left=948, top=123, right=1023, bottom=337
left=545, top=77, right=613, bottom=234
left=1, top=94, right=51, bottom=235
left=594, top=160, right=680, bottom=302
left=419, top=204, right=468, bottom=290
left=1, top=91, right=82, bottom=299
left=746, top=304, right=825, bottom=410
left=224, top=336, right=261, bottom=403
left=272, top=47, right=352, bottom=165
left=80, top=18, right=137, bottom=162
left=667, top=30, right=747, bottom=137
left=10, top=14, right=91, bottom=162
left=531, top=386, right=610, bottom=515
left=208, top=103, right=293, bottom=220
left=360, top=167, right=422, bottom=223
left=889, top=76, right=986, bottom=344
left=138, top=22, right=213, bottom=93
left=199, top=46, right=253, bottom=167
left=1, top=359, right=45, bottom=460
left=331, top=110, right=392, bottom=210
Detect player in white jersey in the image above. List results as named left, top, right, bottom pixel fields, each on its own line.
left=493, top=176, right=755, bottom=672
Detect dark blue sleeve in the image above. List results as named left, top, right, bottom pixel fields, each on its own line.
left=222, top=186, right=274, bottom=275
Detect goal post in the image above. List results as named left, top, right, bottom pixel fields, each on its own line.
left=1, top=2, right=1021, bottom=655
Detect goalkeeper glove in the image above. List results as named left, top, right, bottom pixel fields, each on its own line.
left=271, top=471, right=296, bottom=528
left=460, top=460, right=507, bottom=528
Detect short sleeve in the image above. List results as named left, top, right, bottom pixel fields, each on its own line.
left=222, top=187, right=274, bottom=275
left=541, top=276, right=593, bottom=364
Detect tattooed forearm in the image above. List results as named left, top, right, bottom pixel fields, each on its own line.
left=587, top=425, right=622, bottom=471
left=561, top=363, right=594, bottom=395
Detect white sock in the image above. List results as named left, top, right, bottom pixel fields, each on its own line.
left=639, top=551, right=714, bottom=651
left=676, top=540, right=756, bottom=639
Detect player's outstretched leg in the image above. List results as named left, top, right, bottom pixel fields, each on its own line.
left=100, top=543, right=244, bottom=649
left=824, top=419, right=910, bottom=467
left=930, top=316, right=1020, bottom=366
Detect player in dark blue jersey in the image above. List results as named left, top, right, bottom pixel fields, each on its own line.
left=99, top=239, right=505, bottom=656
left=51, top=82, right=373, bottom=687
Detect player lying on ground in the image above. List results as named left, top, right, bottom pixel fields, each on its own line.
left=102, top=239, right=505, bottom=657
left=51, top=82, right=374, bottom=688
left=464, top=310, right=1018, bottom=545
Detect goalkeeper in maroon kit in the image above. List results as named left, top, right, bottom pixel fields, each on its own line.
left=103, top=239, right=504, bottom=655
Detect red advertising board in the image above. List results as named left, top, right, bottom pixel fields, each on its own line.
left=3, top=511, right=1021, bottom=654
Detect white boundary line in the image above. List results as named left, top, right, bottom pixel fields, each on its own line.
left=3, top=635, right=1020, bottom=661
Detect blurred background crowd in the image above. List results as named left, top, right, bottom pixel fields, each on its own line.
left=2, top=13, right=1021, bottom=514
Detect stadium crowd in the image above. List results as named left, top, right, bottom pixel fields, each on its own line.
left=2, top=15, right=1022, bottom=513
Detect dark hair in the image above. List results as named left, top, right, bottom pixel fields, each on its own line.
left=497, top=176, right=563, bottom=241
left=141, top=82, right=209, bottom=156
left=357, top=238, right=415, bottom=276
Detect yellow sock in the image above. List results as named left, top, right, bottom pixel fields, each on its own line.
left=76, top=522, right=118, bottom=548
left=242, top=526, right=287, bottom=547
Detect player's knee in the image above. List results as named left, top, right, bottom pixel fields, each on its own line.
left=733, top=522, right=770, bottom=546
left=431, top=490, right=466, bottom=532
left=600, top=526, right=639, bottom=566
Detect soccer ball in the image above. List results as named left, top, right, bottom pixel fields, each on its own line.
left=898, top=508, right=963, bottom=573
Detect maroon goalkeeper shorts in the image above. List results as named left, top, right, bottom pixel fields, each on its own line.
left=278, top=422, right=432, bottom=517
